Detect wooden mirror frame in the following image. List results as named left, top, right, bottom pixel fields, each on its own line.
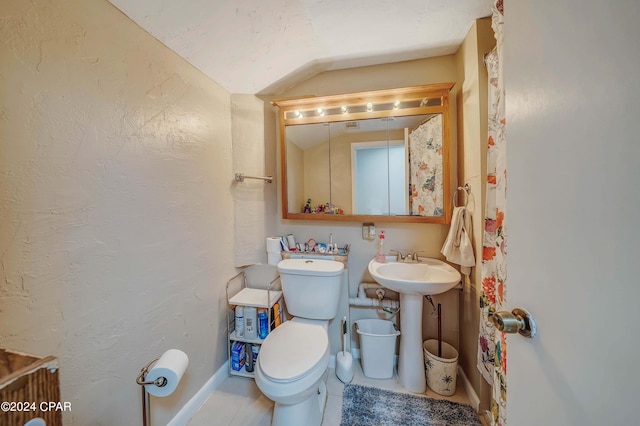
left=272, top=83, right=455, bottom=224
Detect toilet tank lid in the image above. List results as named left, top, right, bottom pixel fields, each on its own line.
left=277, top=259, right=344, bottom=276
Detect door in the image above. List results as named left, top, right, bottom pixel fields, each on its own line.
left=505, top=2, right=640, bottom=425
left=352, top=141, right=406, bottom=215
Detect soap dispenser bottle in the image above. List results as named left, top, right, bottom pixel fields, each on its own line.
left=375, top=230, right=386, bottom=263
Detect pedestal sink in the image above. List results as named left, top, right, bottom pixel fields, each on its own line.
left=368, top=257, right=461, bottom=393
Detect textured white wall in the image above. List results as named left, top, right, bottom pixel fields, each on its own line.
left=232, top=94, right=268, bottom=267
left=0, top=0, right=235, bottom=424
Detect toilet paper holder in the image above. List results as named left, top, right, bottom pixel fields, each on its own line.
left=136, top=349, right=189, bottom=426
left=136, top=357, right=167, bottom=426
left=136, top=357, right=167, bottom=388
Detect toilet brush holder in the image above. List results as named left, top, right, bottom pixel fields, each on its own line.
left=336, top=351, right=354, bottom=384
left=336, top=317, right=354, bottom=383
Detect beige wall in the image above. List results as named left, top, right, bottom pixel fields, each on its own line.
left=303, top=140, right=331, bottom=211
left=232, top=94, right=269, bottom=267
left=455, top=17, right=495, bottom=411
left=266, top=56, right=461, bottom=354
left=0, top=0, right=236, bottom=424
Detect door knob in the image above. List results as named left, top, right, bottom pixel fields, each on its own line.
left=488, top=307, right=537, bottom=338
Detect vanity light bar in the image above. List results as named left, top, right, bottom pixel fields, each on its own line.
left=283, top=98, right=441, bottom=120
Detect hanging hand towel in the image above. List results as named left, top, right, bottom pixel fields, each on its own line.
left=441, top=206, right=475, bottom=276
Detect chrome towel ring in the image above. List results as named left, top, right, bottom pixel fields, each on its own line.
left=452, top=184, right=471, bottom=208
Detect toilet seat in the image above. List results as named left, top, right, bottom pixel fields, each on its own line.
left=258, top=320, right=329, bottom=383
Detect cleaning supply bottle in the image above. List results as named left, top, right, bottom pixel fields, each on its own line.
left=235, top=306, right=244, bottom=337
left=245, top=343, right=254, bottom=372
left=258, top=309, right=269, bottom=339
left=272, top=303, right=281, bottom=328
left=375, top=230, right=386, bottom=263
left=244, top=307, right=257, bottom=339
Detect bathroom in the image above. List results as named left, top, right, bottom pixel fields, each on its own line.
left=3, top=1, right=640, bottom=426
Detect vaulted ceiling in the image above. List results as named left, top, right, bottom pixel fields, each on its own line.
left=107, top=0, right=491, bottom=94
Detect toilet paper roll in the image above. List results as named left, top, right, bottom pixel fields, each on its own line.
left=23, top=419, right=46, bottom=426
left=267, top=251, right=282, bottom=266
left=145, top=349, right=189, bottom=397
left=266, top=237, right=282, bottom=253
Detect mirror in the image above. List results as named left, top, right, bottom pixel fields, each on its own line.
left=273, top=83, right=454, bottom=224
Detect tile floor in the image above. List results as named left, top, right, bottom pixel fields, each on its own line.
left=187, top=360, right=475, bottom=426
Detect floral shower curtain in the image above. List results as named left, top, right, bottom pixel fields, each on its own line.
left=477, top=1, right=506, bottom=425
left=409, top=114, right=444, bottom=217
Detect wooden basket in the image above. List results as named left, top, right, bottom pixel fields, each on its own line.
left=0, top=349, right=62, bottom=426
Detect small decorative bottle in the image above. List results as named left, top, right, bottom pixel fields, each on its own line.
left=375, top=230, right=386, bottom=263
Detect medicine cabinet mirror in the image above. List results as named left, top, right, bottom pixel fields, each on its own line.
left=272, top=83, right=455, bottom=224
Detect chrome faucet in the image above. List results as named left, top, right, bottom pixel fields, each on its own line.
left=390, top=249, right=406, bottom=262
left=390, top=250, right=424, bottom=263
left=408, top=251, right=424, bottom=263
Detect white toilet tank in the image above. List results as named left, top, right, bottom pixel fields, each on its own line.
left=277, top=258, right=344, bottom=320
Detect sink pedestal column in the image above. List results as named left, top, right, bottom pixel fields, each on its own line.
left=398, top=293, right=426, bottom=393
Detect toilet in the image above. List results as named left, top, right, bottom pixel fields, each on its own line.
left=255, top=258, right=344, bottom=426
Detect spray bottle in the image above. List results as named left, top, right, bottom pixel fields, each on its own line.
left=375, top=230, right=386, bottom=263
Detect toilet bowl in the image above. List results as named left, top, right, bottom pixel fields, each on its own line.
left=254, top=258, right=344, bottom=426
left=255, top=319, right=330, bottom=425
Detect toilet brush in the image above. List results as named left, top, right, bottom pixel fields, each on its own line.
left=336, top=316, right=354, bottom=383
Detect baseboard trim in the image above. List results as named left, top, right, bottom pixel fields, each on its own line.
left=457, top=366, right=480, bottom=412
left=167, top=361, right=229, bottom=426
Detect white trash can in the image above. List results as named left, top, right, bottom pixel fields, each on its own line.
left=423, top=339, right=459, bottom=396
left=355, top=319, right=400, bottom=379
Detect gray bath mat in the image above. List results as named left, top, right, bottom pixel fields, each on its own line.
left=340, top=384, right=481, bottom=426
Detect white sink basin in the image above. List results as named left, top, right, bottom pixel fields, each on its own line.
left=367, top=256, right=462, bottom=393
left=368, top=258, right=461, bottom=296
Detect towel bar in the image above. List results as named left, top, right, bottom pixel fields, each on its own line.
left=235, top=173, right=273, bottom=183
